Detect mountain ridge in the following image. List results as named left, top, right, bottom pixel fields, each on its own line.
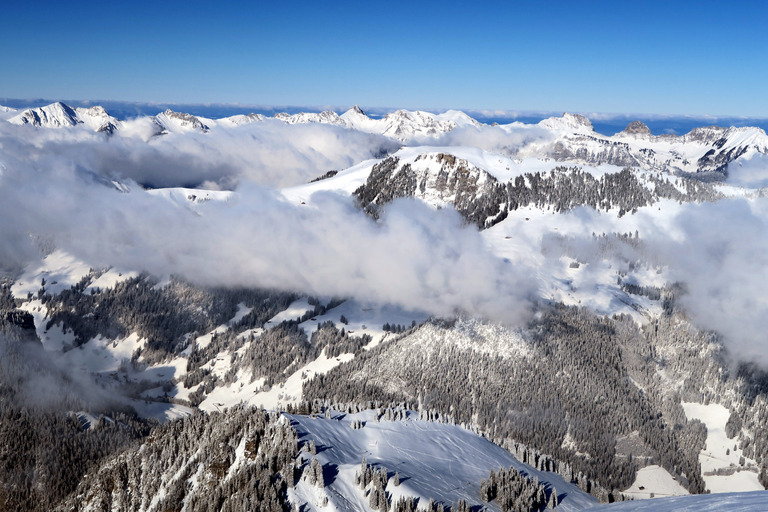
left=7, top=101, right=768, bottom=177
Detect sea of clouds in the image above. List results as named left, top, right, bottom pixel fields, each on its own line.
left=0, top=114, right=767, bottom=366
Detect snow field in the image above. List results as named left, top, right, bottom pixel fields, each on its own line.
left=682, top=402, right=763, bottom=493
left=582, top=490, right=768, bottom=512
left=287, top=410, right=597, bottom=512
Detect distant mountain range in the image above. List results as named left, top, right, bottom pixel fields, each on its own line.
left=2, top=98, right=768, bottom=511
left=5, top=101, right=768, bottom=180
left=3, top=97, right=768, bottom=135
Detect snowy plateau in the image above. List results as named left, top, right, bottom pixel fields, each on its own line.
left=1, top=101, right=768, bottom=511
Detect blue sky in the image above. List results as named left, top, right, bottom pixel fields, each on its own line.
left=2, top=0, right=767, bottom=116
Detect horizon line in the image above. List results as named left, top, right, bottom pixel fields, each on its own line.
left=3, top=97, right=768, bottom=123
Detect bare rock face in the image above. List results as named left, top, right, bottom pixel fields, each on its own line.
left=156, top=109, right=209, bottom=133
left=623, top=120, right=651, bottom=136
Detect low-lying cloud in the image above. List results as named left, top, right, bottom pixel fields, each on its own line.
left=2, top=119, right=768, bottom=367
left=0, top=141, right=536, bottom=325
left=0, top=119, right=397, bottom=189
left=656, top=198, right=768, bottom=366
left=535, top=198, right=768, bottom=367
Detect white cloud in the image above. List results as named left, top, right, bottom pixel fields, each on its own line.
left=0, top=135, right=536, bottom=325
left=658, top=198, right=768, bottom=366
left=0, top=119, right=397, bottom=189
left=2, top=118, right=768, bottom=366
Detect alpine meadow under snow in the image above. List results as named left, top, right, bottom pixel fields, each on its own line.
left=1, top=100, right=768, bottom=511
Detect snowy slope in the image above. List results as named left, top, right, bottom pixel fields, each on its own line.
left=154, top=109, right=209, bottom=133
left=539, top=112, right=596, bottom=133
left=8, top=246, right=426, bottom=420
left=9, top=101, right=80, bottom=128
left=210, top=112, right=266, bottom=126
left=288, top=410, right=598, bottom=512
left=275, top=110, right=347, bottom=126
left=682, top=402, right=763, bottom=493
left=145, top=187, right=234, bottom=207
left=0, top=104, right=17, bottom=120
left=75, top=105, right=122, bottom=133
left=582, top=490, right=768, bottom=512
left=622, top=465, right=688, bottom=499
left=269, top=106, right=462, bottom=141
left=530, top=116, right=768, bottom=175
left=197, top=298, right=426, bottom=412
left=8, top=101, right=121, bottom=132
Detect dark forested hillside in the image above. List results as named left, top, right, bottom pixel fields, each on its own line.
left=303, top=304, right=763, bottom=494
left=0, top=301, right=152, bottom=512
left=58, top=406, right=297, bottom=512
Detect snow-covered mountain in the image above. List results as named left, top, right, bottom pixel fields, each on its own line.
left=7, top=101, right=768, bottom=177
left=274, top=110, right=347, bottom=126
left=271, top=106, right=468, bottom=140
left=288, top=409, right=597, bottom=512
left=9, top=101, right=122, bottom=133
left=9, top=101, right=80, bottom=128
left=533, top=115, right=768, bottom=176
left=0, top=104, right=17, bottom=121
left=212, top=112, right=266, bottom=126
left=154, top=108, right=210, bottom=133
left=3, top=99, right=768, bottom=511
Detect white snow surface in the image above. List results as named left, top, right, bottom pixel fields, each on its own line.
left=297, top=299, right=428, bottom=349
left=682, top=402, right=763, bottom=493
left=7, top=102, right=121, bottom=132
left=339, top=107, right=461, bottom=141
left=0, top=104, right=17, bottom=120
left=199, top=349, right=354, bottom=413
left=582, top=490, right=768, bottom=512
left=11, top=249, right=93, bottom=298
left=263, top=297, right=314, bottom=327
left=154, top=109, right=209, bottom=133
left=287, top=410, right=597, bottom=512
left=622, top=465, right=688, bottom=499
left=145, top=187, right=234, bottom=207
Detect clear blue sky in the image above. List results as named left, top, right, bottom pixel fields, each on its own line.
left=2, top=0, right=767, bottom=116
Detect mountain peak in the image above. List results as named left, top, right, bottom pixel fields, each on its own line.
left=562, top=112, right=593, bottom=129
left=622, top=120, right=652, bottom=136
left=155, top=109, right=209, bottom=133
left=75, top=105, right=120, bottom=134
left=8, top=101, right=80, bottom=128
left=539, top=112, right=594, bottom=132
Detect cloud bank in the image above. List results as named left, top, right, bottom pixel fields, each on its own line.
left=657, top=198, right=768, bottom=366
left=0, top=119, right=397, bottom=189
left=2, top=119, right=768, bottom=366
left=0, top=132, right=536, bottom=324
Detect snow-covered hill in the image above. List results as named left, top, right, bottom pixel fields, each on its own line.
left=288, top=409, right=597, bottom=512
